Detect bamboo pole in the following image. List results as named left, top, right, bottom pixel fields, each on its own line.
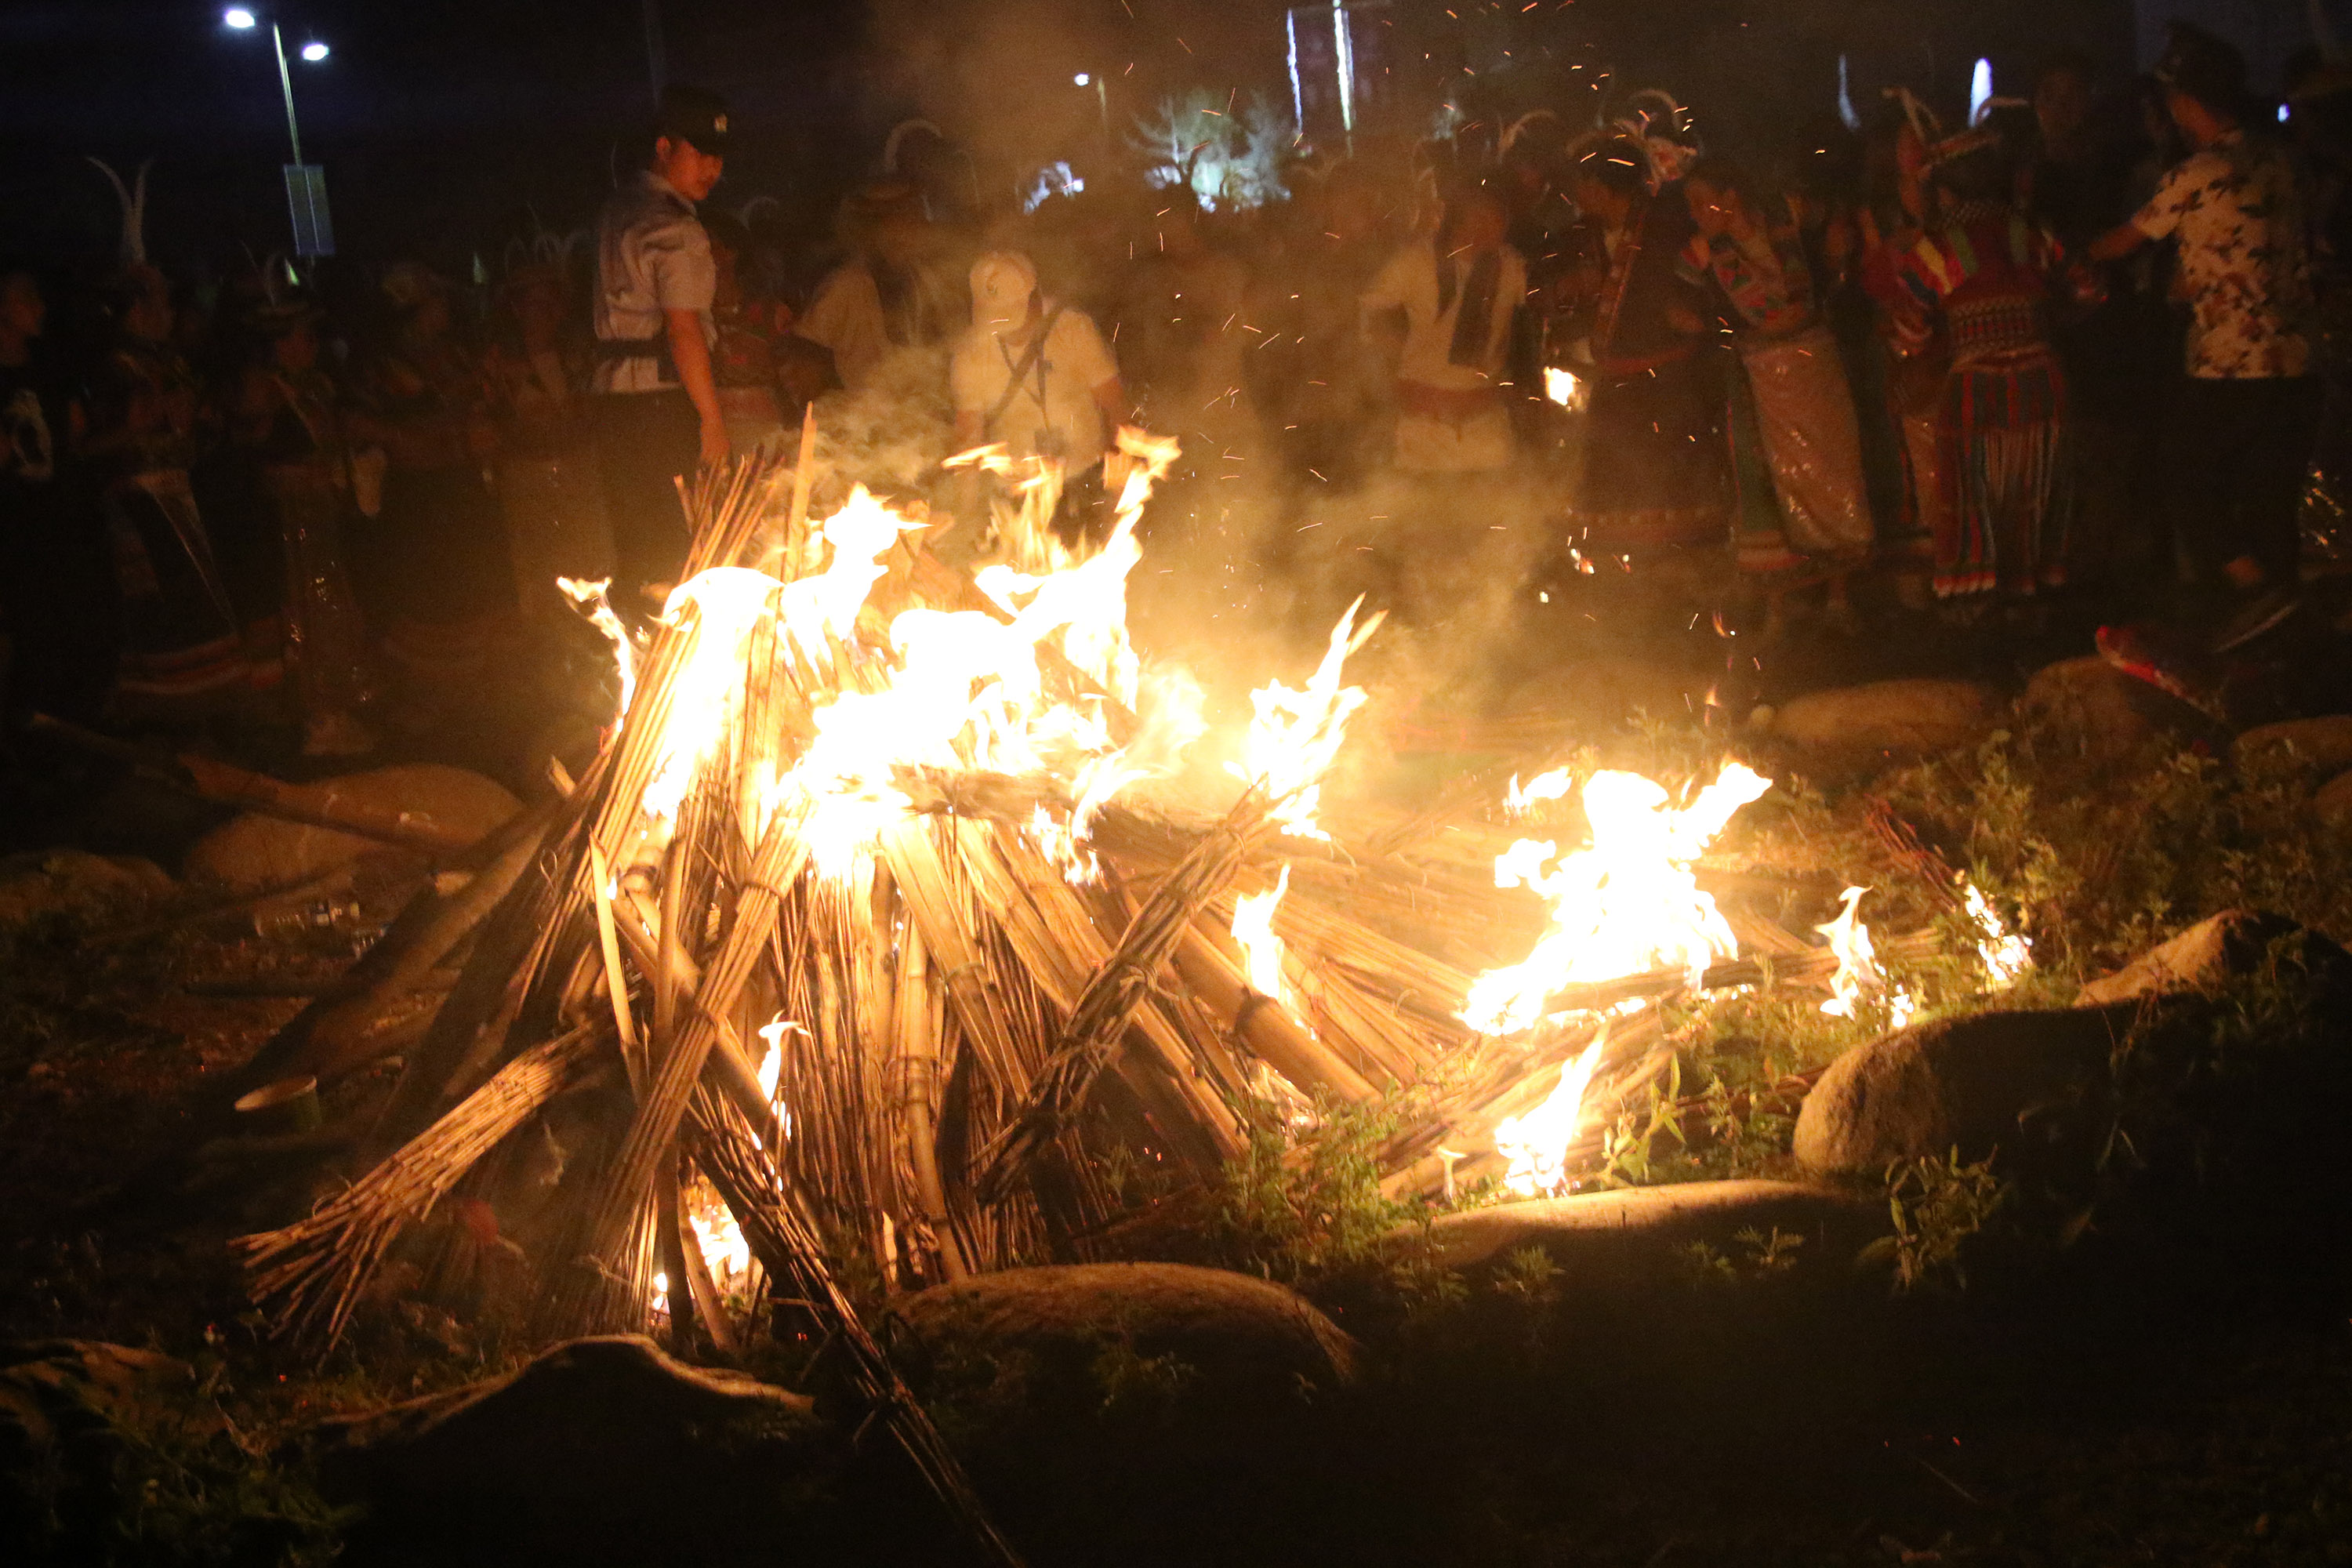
left=539, top=808, right=812, bottom=1337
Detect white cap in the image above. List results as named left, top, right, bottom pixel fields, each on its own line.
left=970, top=250, right=1038, bottom=335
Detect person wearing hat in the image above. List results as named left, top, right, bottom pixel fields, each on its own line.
left=590, top=83, right=731, bottom=606
left=796, top=182, right=960, bottom=394
left=2089, top=23, right=2319, bottom=648
left=949, top=250, right=1125, bottom=549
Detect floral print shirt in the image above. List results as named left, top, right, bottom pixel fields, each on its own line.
left=2132, top=130, right=2314, bottom=379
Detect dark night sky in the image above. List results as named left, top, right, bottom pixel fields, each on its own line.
left=0, top=0, right=2253, bottom=274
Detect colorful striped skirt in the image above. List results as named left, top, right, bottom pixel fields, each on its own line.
left=1936, top=347, right=2071, bottom=598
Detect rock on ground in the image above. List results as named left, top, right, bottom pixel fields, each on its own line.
left=1417, top=1180, right=1887, bottom=1289
left=1766, top=679, right=1998, bottom=764
left=0, top=851, right=173, bottom=928
left=891, top=1261, right=1359, bottom=1403
left=1793, top=1004, right=2147, bottom=1178
left=184, top=764, right=521, bottom=888
left=2316, top=767, right=2352, bottom=826
left=317, top=1334, right=824, bottom=1568
left=2231, top=714, right=2352, bottom=780
left=2077, top=909, right=2352, bottom=1006
left=2018, top=657, right=2227, bottom=769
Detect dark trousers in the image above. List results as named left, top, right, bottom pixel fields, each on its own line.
left=2165, top=375, right=2323, bottom=586
left=589, top=389, right=699, bottom=609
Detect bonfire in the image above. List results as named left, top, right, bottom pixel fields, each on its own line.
left=210, top=419, right=2005, bottom=1556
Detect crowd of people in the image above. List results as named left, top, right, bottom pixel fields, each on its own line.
left=2, top=20, right=2345, bottom=775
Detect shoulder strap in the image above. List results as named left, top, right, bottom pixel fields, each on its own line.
left=984, top=304, right=1065, bottom=430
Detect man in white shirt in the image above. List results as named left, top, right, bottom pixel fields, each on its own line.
left=949, top=251, right=1126, bottom=546
left=590, top=85, right=730, bottom=606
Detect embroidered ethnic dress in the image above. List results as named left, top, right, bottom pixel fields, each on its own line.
left=1895, top=204, right=2071, bottom=598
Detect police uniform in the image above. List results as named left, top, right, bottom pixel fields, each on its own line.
left=590, top=89, right=727, bottom=602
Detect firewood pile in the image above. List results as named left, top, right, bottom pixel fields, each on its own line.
left=220, top=423, right=1889, bottom=1369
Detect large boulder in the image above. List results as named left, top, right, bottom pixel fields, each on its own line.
left=1765, top=679, right=1998, bottom=764
left=185, top=764, right=520, bottom=888
left=317, top=1335, right=826, bottom=1568
left=2018, top=657, right=2227, bottom=768
left=2077, top=909, right=2352, bottom=1006
left=1793, top=1004, right=2147, bottom=1178
left=1418, top=1180, right=1886, bottom=1291
left=889, top=1264, right=1363, bottom=1566
left=2231, top=714, right=2352, bottom=780
left=891, top=1262, right=1359, bottom=1405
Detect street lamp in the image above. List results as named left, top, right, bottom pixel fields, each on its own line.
left=221, top=7, right=335, bottom=256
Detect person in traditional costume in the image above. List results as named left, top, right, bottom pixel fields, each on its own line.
left=82, top=260, right=248, bottom=711
left=1563, top=136, right=1729, bottom=554
left=232, top=289, right=375, bottom=755
left=347, top=263, right=510, bottom=626
left=1679, top=159, right=1876, bottom=570
left=0, top=264, right=114, bottom=733
left=1358, top=187, right=1528, bottom=477
left=1890, top=125, right=2078, bottom=601
left=485, top=260, right=615, bottom=622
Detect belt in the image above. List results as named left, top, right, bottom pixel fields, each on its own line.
left=593, top=332, right=676, bottom=380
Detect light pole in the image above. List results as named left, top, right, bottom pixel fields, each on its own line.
left=223, top=7, right=336, bottom=256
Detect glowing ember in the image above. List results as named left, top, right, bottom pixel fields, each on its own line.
left=1463, top=762, right=1773, bottom=1036
left=1817, top=885, right=1916, bottom=1025
left=1962, top=879, right=2032, bottom=988
left=1229, top=597, right=1382, bottom=839
left=1494, top=1034, right=1607, bottom=1196
left=1232, top=865, right=1294, bottom=1011
left=1542, top=366, right=1585, bottom=408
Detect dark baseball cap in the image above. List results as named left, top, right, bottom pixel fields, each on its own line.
left=2154, top=23, right=2247, bottom=115
left=656, top=85, right=731, bottom=156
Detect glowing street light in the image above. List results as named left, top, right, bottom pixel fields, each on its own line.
left=221, top=8, right=335, bottom=256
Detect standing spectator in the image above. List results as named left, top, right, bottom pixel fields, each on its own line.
left=1679, top=159, right=1875, bottom=568
left=485, top=261, right=614, bottom=619
left=82, top=264, right=247, bottom=707
left=590, top=84, right=731, bottom=608
left=0, top=265, right=114, bottom=730
left=1564, top=140, right=1726, bottom=554
left=234, top=292, right=374, bottom=755
left=1359, top=187, right=1526, bottom=477
left=793, top=183, right=960, bottom=395
left=2092, top=24, right=2321, bottom=647
left=1891, top=129, right=2078, bottom=602
left=950, top=251, right=1126, bottom=555
left=345, top=263, right=508, bottom=633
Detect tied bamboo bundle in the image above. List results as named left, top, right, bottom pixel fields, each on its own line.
left=235, top=1028, right=601, bottom=1347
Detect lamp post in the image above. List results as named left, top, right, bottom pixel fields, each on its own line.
left=223, top=7, right=336, bottom=257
